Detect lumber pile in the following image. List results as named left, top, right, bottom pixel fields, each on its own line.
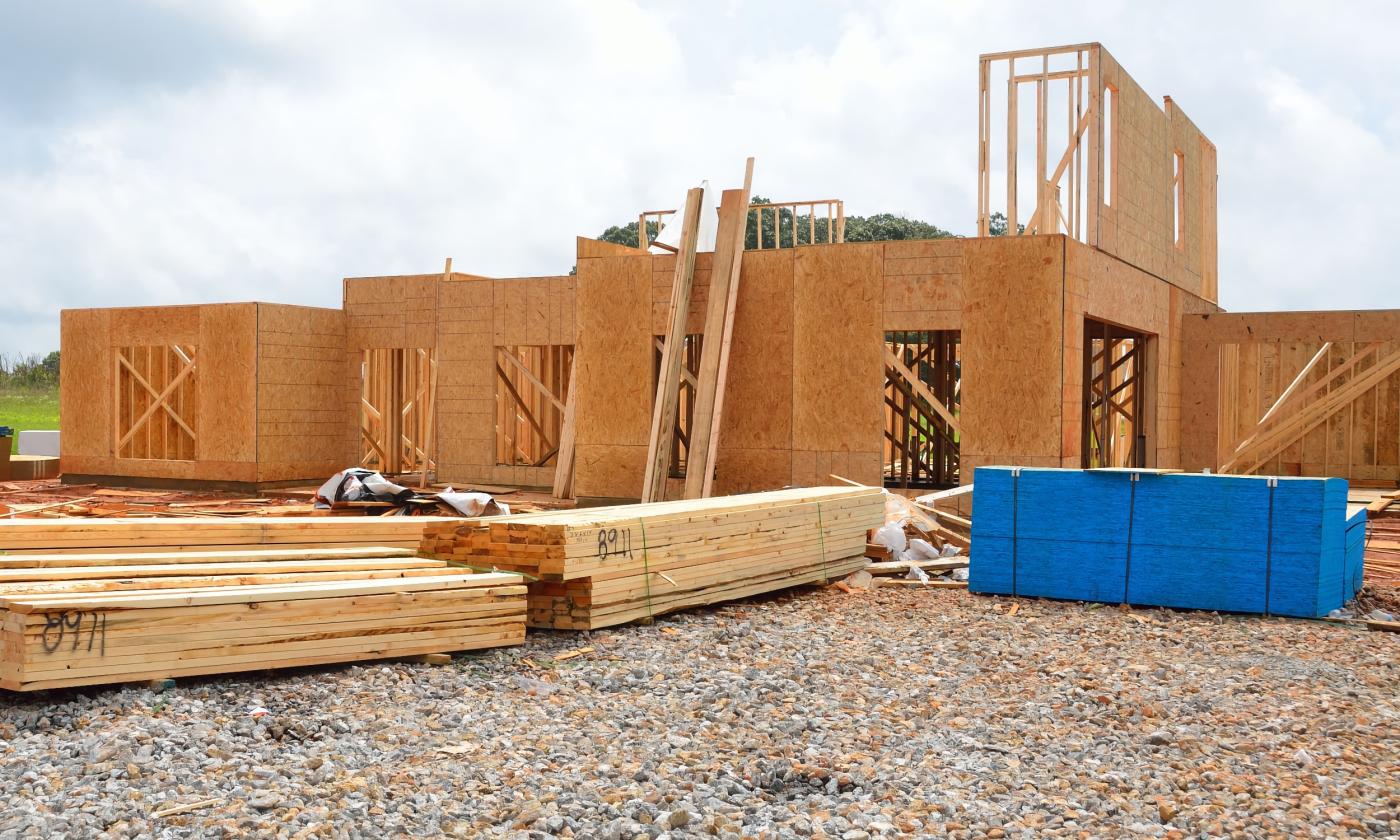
left=419, top=486, right=884, bottom=629
left=0, top=515, right=456, bottom=555
left=0, top=547, right=525, bottom=691
left=1364, top=509, right=1400, bottom=585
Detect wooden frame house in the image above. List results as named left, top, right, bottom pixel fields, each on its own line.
left=57, top=44, right=1400, bottom=495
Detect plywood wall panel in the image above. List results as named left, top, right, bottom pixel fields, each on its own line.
left=791, top=244, right=884, bottom=454
left=197, top=304, right=258, bottom=465
left=959, top=236, right=1065, bottom=477
left=1180, top=309, right=1400, bottom=481
left=573, top=255, right=652, bottom=498
left=59, top=309, right=113, bottom=460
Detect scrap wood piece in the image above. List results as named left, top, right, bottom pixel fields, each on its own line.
left=641, top=185, right=706, bottom=504
left=684, top=157, right=755, bottom=500
left=553, top=646, right=595, bottom=661
left=878, top=578, right=968, bottom=589
left=865, top=557, right=968, bottom=576
left=151, top=797, right=225, bottom=819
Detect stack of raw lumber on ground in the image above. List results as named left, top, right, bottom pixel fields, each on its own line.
left=1364, top=506, right=1400, bottom=585
left=0, top=546, right=526, bottom=691
left=0, top=515, right=456, bottom=555
left=419, top=486, right=884, bottom=630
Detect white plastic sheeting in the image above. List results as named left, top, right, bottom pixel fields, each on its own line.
left=650, top=180, right=718, bottom=254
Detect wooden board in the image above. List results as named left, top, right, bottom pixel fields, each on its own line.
left=0, top=549, right=525, bottom=691
left=420, top=486, right=883, bottom=629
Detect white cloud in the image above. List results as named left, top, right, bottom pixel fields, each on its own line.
left=0, top=0, right=1397, bottom=357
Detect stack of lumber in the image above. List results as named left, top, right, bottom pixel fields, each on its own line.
left=419, top=486, right=884, bottom=630
left=1364, top=509, right=1400, bottom=585
left=970, top=468, right=1364, bottom=618
left=0, top=547, right=525, bottom=691
left=0, top=515, right=456, bottom=555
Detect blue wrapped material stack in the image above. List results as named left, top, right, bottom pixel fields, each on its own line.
left=969, top=467, right=1364, bottom=618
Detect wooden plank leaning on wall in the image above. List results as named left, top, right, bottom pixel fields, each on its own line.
left=684, top=157, right=755, bottom=499
left=640, top=187, right=705, bottom=503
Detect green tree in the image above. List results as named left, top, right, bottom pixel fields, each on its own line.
left=596, top=195, right=956, bottom=257
left=597, top=219, right=662, bottom=249
left=987, top=211, right=1024, bottom=237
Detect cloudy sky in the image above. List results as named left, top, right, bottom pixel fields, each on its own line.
left=2, top=1, right=1397, bottom=356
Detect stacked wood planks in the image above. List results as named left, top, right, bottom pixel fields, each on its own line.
left=0, top=515, right=454, bottom=555
left=419, top=486, right=884, bottom=630
left=0, top=547, right=525, bottom=691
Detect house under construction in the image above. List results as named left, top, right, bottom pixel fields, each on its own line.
left=58, top=43, right=1400, bottom=498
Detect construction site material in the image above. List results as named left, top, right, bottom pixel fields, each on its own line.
left=684, top=158, right=755, bottom=499
left=5, top=456, right=59, bottom=481
left=0, top=548, right=525, bottom=691
left=1181, top=311, right=1400, bottom=483
left=419, top=485, right=884, bottom=629
left=970, top=467, right=1364, bottom=618
left=17, top=430, right=59, bottom=456
left=0, top=515, right=454, bottom=555
left=1363, top=507, right=1400, bottom=584
left=641, top=186, right=704, bottom=503
left=60, top=303, right=348, bottom=488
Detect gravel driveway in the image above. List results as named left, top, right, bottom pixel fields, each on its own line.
left=1, top=586, right=1396, bottom=839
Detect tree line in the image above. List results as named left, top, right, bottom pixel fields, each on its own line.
left=0, top=352, right=60, bottom=389
left=595, top=196, right=1020, bottom=250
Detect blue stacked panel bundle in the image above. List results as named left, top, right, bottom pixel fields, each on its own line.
left=969, top=468, right=1131, bottom=602
left=968, top=467, right=1359, bottom=618
left=1127, top=473, right=1272, bottom=614
left=1343, top=508, right=1367, bottom=606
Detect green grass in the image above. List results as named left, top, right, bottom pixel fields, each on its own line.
left=0, top=388, right=59, bottom=453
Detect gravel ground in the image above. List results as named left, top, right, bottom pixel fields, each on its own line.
left=1, top=586, right=1396, bottom=839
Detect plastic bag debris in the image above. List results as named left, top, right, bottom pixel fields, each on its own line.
left=874, top=521, right=908, bottom=556
left=436, top=490, right=510, bottom=517
left=315, top=468, right=414, bottom=508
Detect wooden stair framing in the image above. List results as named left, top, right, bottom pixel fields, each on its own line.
left=882, top=338, right=961, bottom=488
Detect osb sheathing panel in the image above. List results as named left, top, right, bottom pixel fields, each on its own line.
left=197, top=305, right=259, bottom=465
left=492, top=277, right=572, bottom=346
left=59, top=309, right=112, bottom=459
left=344, top=274, right=439, bottom=350
left=255, top=303, right=346, bottom=482
left=1063, top=239, right=1186, bottom=467
left=1164, top=98, right=1215, bottom=300
left=791, top=244, right=884, bottom=455
left=712, top=249, right=794, bottom=492
left=719, top=249, right=793, bottom=452
left=573, top=255, right=652, bottom=498
left=959, top=236, right=1064, bottom=478
left=577, top=237, right=647, bottom=259
left=1180, top=309, right=1400, bottom=481
left=1097, top=48, right=1172, bottom=284
left=434, top=276, right=495, bottom=480
left=882, top=238, right=964, bottom=332
left=650, top=252, right=713, bottom=336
